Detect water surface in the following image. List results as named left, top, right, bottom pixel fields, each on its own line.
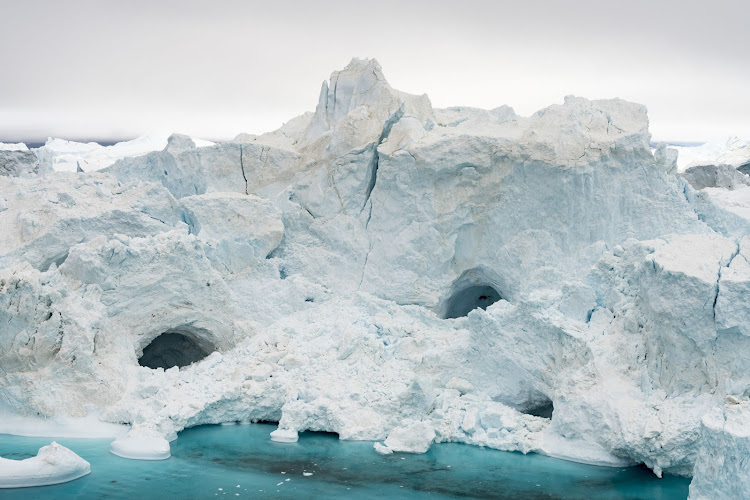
left=0, top=423, right=689, bottom=499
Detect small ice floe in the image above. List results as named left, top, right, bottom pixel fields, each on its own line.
left=270, top=428, right=298, bottom=443
left=374, top=442, right=393, bottom=455
left=303, top=472, right=313, bottom=477
left=0, top=442, right=91, bottom=488
left=109, top=436, right=171, bottom=460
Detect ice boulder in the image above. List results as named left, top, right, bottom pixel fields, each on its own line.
left=0, top=442, right=90, bottom=488
left=270, top=428, right=299, bottom=443
left=383, top=420, right=436, bottom=453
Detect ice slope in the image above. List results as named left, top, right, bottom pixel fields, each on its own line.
left=1, top=58, right=750, bottom=494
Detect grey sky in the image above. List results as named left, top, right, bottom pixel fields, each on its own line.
left=0, top=0, right=748, bottom=143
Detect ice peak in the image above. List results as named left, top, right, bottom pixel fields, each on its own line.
left=302, top=58, right=433, bottom=145
left=165, top=133, right=196, bottom=153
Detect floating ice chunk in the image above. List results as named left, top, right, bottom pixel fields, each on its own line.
left=109, top=436, right=171, bottom=460
left=0, top=442, right=90, bottom=488
left=384, top=421, right=436, bottom=454
left=270, top=428, right=299, bottom=443
left=373, top=442, right=393, bottom=455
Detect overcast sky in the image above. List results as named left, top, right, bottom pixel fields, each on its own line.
left=0, top=0, right=748, bottom=143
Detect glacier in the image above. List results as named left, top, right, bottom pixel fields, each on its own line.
left=1, top=58, right=749, bottom=496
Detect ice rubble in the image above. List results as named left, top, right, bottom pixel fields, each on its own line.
left=1, top=58, right=750, bottom=493
left=0, top=442, right=90, bottom=488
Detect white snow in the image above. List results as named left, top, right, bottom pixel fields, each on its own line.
left=0, top=406, right=128, bottom=439
left=0, top=58, right=749, bottom=493
left=0, top=442, right=90, bottom=488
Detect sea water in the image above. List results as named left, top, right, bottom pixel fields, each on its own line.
left=0, top=423, right=689, bottom=499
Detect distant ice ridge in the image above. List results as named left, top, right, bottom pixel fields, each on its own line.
left=672, top=136, right=750, bottom=172
left=0, top=133, right=215, bottom=174
left=38, top=134, right=215, bottom=172
left=1, top=58, right=750, bottom=495
left=0, top=142, right=29, bottom=151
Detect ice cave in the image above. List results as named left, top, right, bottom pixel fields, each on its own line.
left=138, top=332, right=215, bottom=370
left=440, top=268, right=507, bottom=319
left=442, top=284, right=503, bottom=319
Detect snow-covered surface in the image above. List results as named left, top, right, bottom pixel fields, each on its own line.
left=672, top=136, right=750, bottom=172
left=0, top=406, right=128, bottom=439
left=1, top=58, right=749, bottom=492
left=0, top=442, right=90, bottom=488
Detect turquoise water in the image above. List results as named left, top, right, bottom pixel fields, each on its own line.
left=0, top=424, right=689, bottom=499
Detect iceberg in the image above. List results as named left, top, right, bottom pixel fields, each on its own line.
left=0, top=442, right=90, bottom=488
left=1, top=58, right=749, bottom=494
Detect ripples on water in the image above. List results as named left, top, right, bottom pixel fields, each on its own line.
left=0, top=423, right=689, bottom=499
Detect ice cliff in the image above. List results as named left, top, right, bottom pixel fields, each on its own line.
left=1, top=58, right=749, bottom=496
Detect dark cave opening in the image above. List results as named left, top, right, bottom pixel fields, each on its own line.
left=523, top=398, right=554, bottom=419
left=443, top=284, right=503, bottom=319
left=138, top=332, right=215, bottom=370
